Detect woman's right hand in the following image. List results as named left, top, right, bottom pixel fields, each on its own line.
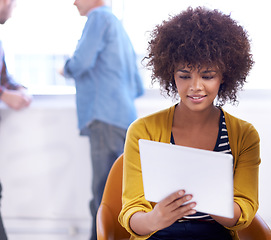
left=129, top=190, right=197, bottom=236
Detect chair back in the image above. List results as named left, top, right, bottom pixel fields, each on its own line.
left=238, top=213, right=271, bottom=240
left=97, top=154, right=130, bottom=240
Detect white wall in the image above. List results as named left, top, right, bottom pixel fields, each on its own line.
left=0, top=95, right=92, bottom=240
left=0, top=89, right=270, bottom=239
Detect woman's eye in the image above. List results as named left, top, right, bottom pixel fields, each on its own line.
left=179, top=75, right=190, bottom=79
left=202, top=76, right=214, bottom=80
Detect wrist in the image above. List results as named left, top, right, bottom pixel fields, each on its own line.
left=130, top=211, right=157, bottom=236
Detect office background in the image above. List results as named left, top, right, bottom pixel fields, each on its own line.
left=0, top=0, right=270, bottom=239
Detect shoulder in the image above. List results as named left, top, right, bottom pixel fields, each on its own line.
left=83, top=7, right=116, bottom=38
left=132, top=106, right=174, bottom=127
left=85, top=6, right=120, bottom=36
left=223, top=109, right=259, bottom=138
left=88, top=6, right=116, bottom=23
left=127, top=106, right=175, bottom=142
left=222, top=109, right=260, bottom=156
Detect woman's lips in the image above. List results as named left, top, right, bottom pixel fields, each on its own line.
left=188, top=95, right=207, bottom=103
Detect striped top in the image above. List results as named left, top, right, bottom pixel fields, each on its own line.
left=171, top=109, right=232, bottom=221
left=213, top=110, right=232, bottom=154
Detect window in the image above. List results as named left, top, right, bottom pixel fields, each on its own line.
left=0, top=0, right=85, bottom=94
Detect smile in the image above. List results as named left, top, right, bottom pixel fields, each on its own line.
left=189, top=95, right=206, bottom=99
left=192, top=96, right=202, bottom=99
left=187, top=95, right=207, bottom=103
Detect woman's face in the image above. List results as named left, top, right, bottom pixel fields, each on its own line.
left=174, top=64, right=223, bottom=112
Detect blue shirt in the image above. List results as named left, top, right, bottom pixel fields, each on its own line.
left=63, top=6, right=144, bottom=134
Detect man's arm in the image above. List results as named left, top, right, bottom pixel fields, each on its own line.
left=0, top=58, right=32, bottom=110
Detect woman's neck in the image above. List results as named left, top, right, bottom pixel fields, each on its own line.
left=174, top=102, right=220, bottom=129
left=172, top=102, right=221, bottom=150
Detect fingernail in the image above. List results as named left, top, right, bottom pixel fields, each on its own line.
left=191, top=203, right=196, bottom=208
left=179, top=190, right=185, bottom=195
left=186, top=195, right=192, bottom=201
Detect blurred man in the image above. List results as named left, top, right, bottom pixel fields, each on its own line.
left=60, top=0, right=144, bottom=239
left=0, top=0, right=32, bottom=238
left=0, top=0, right=31, bottom=110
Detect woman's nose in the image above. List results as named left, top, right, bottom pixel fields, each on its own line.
left=190, top=77, right=203, bottom=91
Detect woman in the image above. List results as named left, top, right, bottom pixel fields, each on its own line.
left=119, top=7, right=260, bottom=240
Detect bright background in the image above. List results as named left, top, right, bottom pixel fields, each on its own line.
left=0, top=0, right=270, bottom=92
left=0, top=1, right=270, bottom=239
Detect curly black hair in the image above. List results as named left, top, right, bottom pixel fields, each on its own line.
left=145, top=7, right=254, bottom=105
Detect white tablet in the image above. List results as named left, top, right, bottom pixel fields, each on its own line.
left=139, top=139, right=234, bottom=218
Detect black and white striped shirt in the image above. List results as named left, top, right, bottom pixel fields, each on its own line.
left=213, top=111, right=232, bottom=154
left=171, top=109, right=232, bottom=221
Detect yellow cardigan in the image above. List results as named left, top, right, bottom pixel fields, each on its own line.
left=119, top=105, right=260, bottom=240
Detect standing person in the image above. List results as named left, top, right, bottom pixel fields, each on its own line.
left=0, top=0, right=31, bottom=111
left=60, top=0, right=144, bottom=239
left=119, top=7, right=260, bottom=240
left=0, top=0, right=32, bottom=239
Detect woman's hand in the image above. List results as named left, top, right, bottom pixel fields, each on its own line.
left=129, top=190, right=196, bottom=236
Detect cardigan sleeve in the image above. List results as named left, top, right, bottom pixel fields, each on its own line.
left=118, top=106, right=174, bottom=239
left=118, top=118, right=155, bottom=239
left=224, top=111, right=261, bottom=231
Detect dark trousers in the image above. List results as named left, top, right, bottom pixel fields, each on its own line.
left=86, top=121, right=126, bottom=240
left=148, top=220, right=232, bottom=240
left=0, top=183, right=8, bottom=240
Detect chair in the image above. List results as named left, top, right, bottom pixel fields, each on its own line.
left=238, top=213, right=271, bottom=240
left=96, top=154, right=271, bottom=240
left=96, top=154, right=130, bottom=240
